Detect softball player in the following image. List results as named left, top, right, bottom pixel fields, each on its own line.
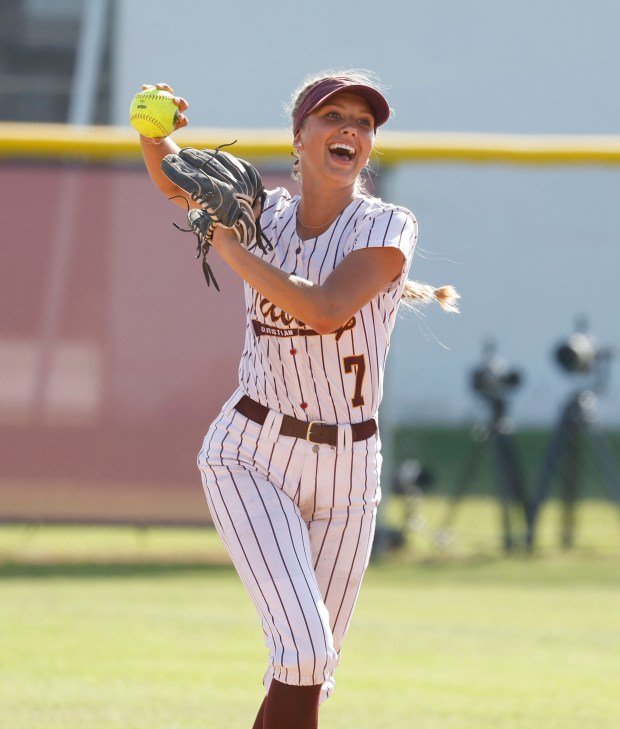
left=139, top=71, right=457, bottom=729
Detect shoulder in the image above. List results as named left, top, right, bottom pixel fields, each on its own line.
left=356, top=195, right=417, bottom=229
left=348, top=196, right=418, bottom=250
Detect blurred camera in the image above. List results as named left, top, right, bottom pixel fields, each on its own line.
left=393, top=458, right=433, bottom=496
left=555, top=330, right=613, bottom=375
left=471, top=341, right=523, bottom=403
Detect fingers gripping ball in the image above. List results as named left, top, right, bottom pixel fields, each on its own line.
left=130, top=89, right=178, bottom=138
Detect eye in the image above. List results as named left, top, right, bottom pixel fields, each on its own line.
left=358, top=117, right=372, bottom=127
left=326, top=110, right=341, bottom=119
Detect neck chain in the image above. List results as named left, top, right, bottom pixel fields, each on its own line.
left=296, top=206, right=342, bottom=230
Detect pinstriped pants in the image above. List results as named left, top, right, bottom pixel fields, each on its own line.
left=197, top=387, right=382, bottom=702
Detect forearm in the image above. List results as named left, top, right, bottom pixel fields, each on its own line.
left=140, top=135, right=183, bottom=198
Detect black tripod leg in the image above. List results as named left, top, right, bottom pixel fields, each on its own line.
left=494, top=431, right=531, bottom=550
left=492, top=432, right=515, bottom=551
left=559, top=422, right=581, bottom=549
left=531, top=406, right=573, bottom=535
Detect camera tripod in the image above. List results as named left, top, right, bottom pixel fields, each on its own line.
left=530, top=386, right=620, bottom=548
left=439, top=397, right=533, bottom=552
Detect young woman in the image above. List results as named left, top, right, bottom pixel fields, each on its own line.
left=139, top=70, right=457, bottom=729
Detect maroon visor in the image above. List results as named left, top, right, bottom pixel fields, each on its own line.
left=293, top=77, right=391, bottom=135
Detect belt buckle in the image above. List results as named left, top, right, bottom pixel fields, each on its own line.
left=306, top=420, right=326, bottom=444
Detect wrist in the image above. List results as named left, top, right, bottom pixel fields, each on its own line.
left=211, top=225, right=240, bottom=251
left=140, top=134, right=165, bottom=145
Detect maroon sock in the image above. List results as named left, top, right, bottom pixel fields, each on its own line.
left=263, top=679, right=322, bottom=729
left=251, top=697, right=266, bottom=729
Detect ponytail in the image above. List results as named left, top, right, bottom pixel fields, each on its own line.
left=400, top=280, right=460, bottom=313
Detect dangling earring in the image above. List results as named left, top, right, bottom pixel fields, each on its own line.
left=291, top=156, right=301, bottom=181
left=291, top=142, right=302, bottom=180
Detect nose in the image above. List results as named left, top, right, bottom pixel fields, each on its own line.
left=341, top=123, right=357, bottom=137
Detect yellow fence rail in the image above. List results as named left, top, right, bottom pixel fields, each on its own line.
left=1, top=122, right=620, bottom=166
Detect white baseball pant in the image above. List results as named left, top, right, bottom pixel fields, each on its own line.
left=197, top=388, right=382, bottom=702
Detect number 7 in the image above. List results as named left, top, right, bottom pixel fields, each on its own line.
left=343, top=354, right=366, bottom=407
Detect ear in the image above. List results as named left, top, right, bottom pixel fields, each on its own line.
left=293, top=133, right=303, bottom=149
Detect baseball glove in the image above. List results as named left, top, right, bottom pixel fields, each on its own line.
left=161, top=144, right=272, bottom=290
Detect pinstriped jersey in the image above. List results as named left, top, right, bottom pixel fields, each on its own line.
left=238, top=187, right=417, bottom=424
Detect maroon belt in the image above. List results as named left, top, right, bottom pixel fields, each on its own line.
left=233, top=395, right=377, bottom=447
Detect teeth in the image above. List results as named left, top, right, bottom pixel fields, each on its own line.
left=329, top=143, right=355, bottom=155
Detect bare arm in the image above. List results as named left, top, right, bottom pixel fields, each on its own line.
left=210, top=227, right=405, bottom=334
left=137, top=83, right=193, bottom=210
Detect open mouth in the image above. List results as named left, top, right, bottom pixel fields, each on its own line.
left=328, top=142, right=356, bottom=163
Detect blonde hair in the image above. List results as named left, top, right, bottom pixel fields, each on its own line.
left=400, top=281, right=460, bottom=313
left=287, top=69, right=460, bottom=314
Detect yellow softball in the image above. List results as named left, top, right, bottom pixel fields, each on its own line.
left=129, top=88, right=179, bottom=138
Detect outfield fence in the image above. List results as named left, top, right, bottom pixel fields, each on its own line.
left=1, top=125, right=618, bottom=545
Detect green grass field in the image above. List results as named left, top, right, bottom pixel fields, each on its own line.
left=1, top=497, right=619, bottom=729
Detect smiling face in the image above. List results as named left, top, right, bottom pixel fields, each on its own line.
left=294, top=91, right=375, bottom=189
